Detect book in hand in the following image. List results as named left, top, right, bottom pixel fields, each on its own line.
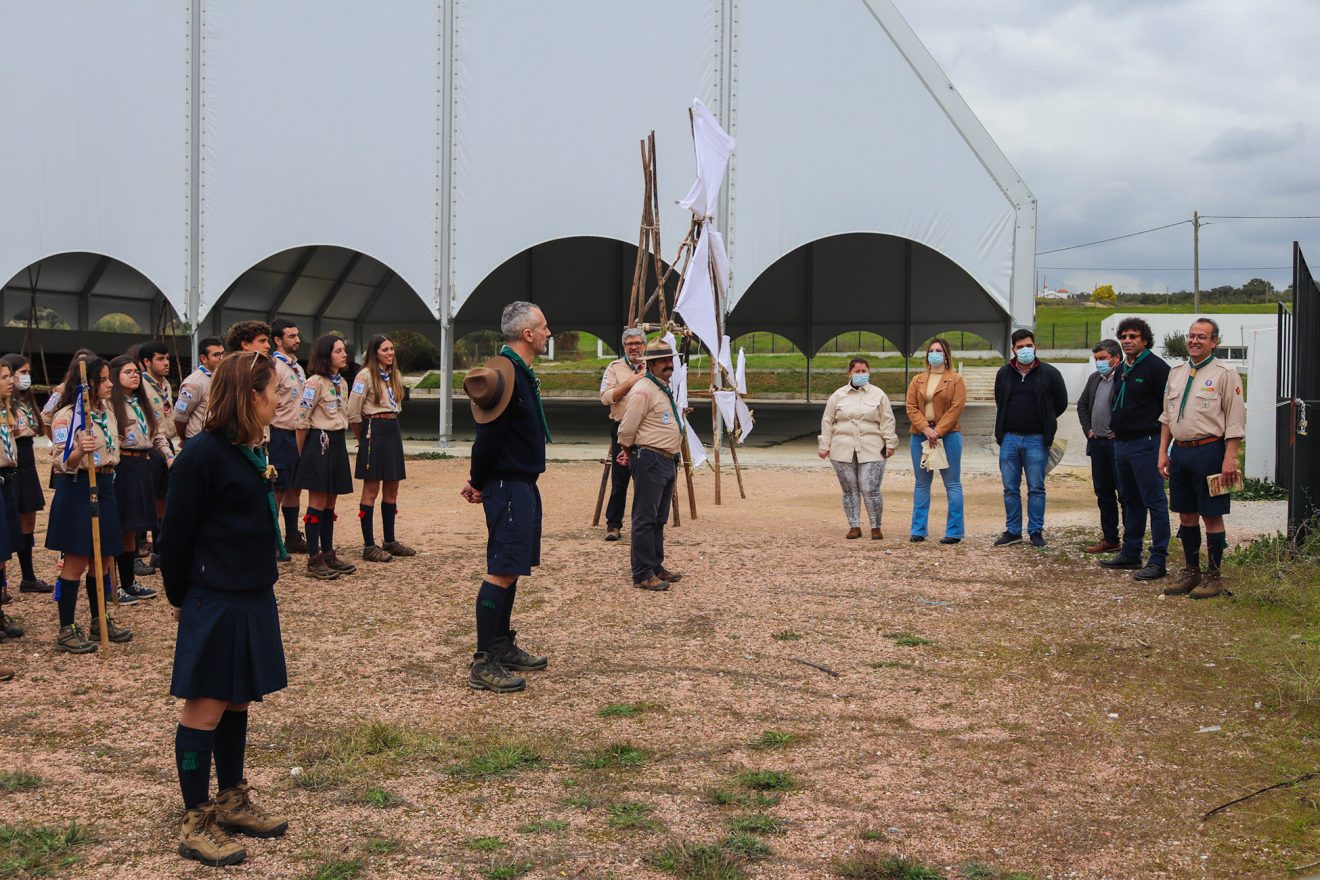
left=1206, top=470, right=1245, bottom=497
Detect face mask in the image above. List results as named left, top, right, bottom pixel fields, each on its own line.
left=850, top=373, right=870, bottom=388
left=15, top=374, right=30, bottom=391
left=927, top=351, right=945, bottom=368
left=1094, top=359, right=1111, bottom=376
left=1016, top=346, right=1036, bottom=365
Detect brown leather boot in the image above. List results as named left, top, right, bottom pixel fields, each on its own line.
left=845, top=527, right=862, bottom=539
left=633, top=576, right=669, bottom=591
left=656, top=567, right=683, bottom=583
left=215, top=780, right=288, bottom=838
left=1162, top=567, right=1201, bottom=596
left=381, top=540, right=416, bottom=557
left=1188, top=571, right=1224, bottom=599
left=306, top=553, right=338, bottom=580
left=1085, top=539, right=1121, bottom=554
left=325, top=550, right=357, bottom=574
left=361, top=545, right=393, bottom=563
left=178, top=801, right=247, bottom=866
left=871, top=527, right=883, bottom=541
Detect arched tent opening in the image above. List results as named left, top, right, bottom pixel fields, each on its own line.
left=208, top=245, right=436, bottom=356
left=90, top=312, right=144, bottom=334
left=913, top=329, right=998, bottom=363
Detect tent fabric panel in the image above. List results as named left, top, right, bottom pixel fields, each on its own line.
left=0, top=2, right=188, bottom=316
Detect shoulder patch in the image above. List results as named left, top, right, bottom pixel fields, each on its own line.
left=352, top=381, right=366, bottom=395
left=302, top=385, right=317, bottom=401
left=174, top=399, right=189, bottom=413
left=53, top=427, right=68, bottom=444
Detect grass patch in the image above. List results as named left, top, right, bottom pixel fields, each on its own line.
left=608, top=801, right=663, bottom=831
left=361, top=787, right=401, bottom=808
left=480, top=863, right=533, bottom=880
left=772, top=630, right=803, bottom=642
left=363, top=837, right=403, bottom=854
left=579, top=742, right=648, bottom=769
left=727, top=813, right=786, bottom=835
left=597, top=702, right=656, bottom=719
left=706, top=788, right=781, bottom=809
left=445, top=741, right=541, bottom=778
left=468, top=836, right=504, bottom=852
left=0, top=823, right=91, bottom=877
left=834, top=852, right=946, bottom=879
left=517, top=818, right=568, bottom=834
left=884, top=631, right=934, bottom=648
left=0, top=771, right=40, bottom=793
left=734, top=770, right=797, bottom=792
left=307, top=859, right=363, bottom=880
left=722, top=832, right=772, bottom=860
left=860, top=829, right=886, bottom=841
left=750, top=730, right=797, bottom=750
left=959, top=865, right=996, bottom=880
left=651, top=840, right=746, bottom=879
left=405, top=450, right=454, bottom=460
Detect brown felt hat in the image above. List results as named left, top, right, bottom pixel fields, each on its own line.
left=464, top=356, right=516, bottom=424
left=642, top=338, right=676, bottom=361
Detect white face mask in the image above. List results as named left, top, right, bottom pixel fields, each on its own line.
left=15, top=374, right=30, bottom=391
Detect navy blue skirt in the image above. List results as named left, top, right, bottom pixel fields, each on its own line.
left=294, top=428, right=353, bottom=495
left=269, top=427, right=299, bottom=492
left=44, top=471, right=124, bottom=558
left=0, top=471, right=19, bottom=560
left=15, top=437, right=46, bottom=513
left=152, top=449, right=171, bottom=500
left=170, top=586, right=288, bottom=703
left=355, top=417, right=407, bottom=482
left=114, top=454, right=158, bottom=533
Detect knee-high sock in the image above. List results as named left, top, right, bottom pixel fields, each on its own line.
left=212, top=710, right=249, bottom=792
left=117, top=551, right=135, bottom=589
left=175, top=724, right=215, bottom=810
left=85, top=570, right=110, bottom=617
left=1178, top=524, right=1202, bottom=569
left=55, top=577, right=78, bottom=627
left=303, top=509, right=322, bottom=555
left=17, top=534, right=36, bottom=581
left=359, top=504, right=375, bottom=546
left=475, top=581, right=505, bottom=654
left=1206, top=531, right=1227, bottom=572
left=282, top=506, right=300, bottom=539
left=322, top=509, right=336, bottom=555
left=381, top=502, right=398, bottom=544
left=497, top=579, right=518, bottom=639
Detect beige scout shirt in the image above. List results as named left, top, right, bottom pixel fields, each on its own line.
left=296, top=374, right=350, bottom=431
left=819, top=383, right=899, bottom=463
left=119, top=397, right=170, bottom=455
left=599, top=358, right=643, bottom=421
left=142, top=375, right=177, bottom=443
left=272, top=353, right=307, bottom=431
left=617, top=376, right=683, bottom=455
left=174, top=367, right=213, bottom=439
left=13, top=400, right=39, bottom=440
left=1159, top=358, right=1245, bottom=442
left=0, top=408, right=19, bottom=468
left=346, top=367, right=402, bottom=424
left=50, top=402, right=121, bottom=474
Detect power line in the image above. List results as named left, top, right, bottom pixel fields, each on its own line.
left=1035, top=220, right=1190, bottom=256
left=1200, top=215, right=1320, bottom=220
left=1039, top=266, right=1289, bottom=271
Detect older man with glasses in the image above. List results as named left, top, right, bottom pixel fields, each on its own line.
left=598, top=329, right=649, bottom=541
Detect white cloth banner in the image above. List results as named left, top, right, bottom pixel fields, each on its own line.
left=671, top=359, right=689, bottom=410
left=673, top=226, right=722, bottom=362
left=713, top=390, right=737, bottom=435
left=684, top=416, right=706, bottom=469
left=717, top=334, right=734, bottom=387
left=735, top=347, right=747, bottom=395
left=734, top=395, right=754, bottom=443
left=678, top=98, right=735, bottom=220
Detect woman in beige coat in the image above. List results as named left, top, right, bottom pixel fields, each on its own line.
left=904, top=338, right=967, bottom=543
left=818, top=357, right=898, bottom=539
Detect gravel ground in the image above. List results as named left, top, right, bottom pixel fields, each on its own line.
left=0, top=458, right=1302, bottom=879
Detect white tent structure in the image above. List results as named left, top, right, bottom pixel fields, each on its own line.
left=0, top=0, right=1035, bottom=442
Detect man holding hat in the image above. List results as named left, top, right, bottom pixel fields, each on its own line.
left=615, top=338, right=684, bottom=591
left=598, top=327, right=648, bottom=541
left=460, top=301, right=553, bottom=693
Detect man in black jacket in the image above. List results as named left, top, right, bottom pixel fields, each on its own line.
left=1099, top=317, right=1172, bottom=580
left=993, top=329, right=1069, bottom=548
left=1076, top=339, right=1123, bottom=553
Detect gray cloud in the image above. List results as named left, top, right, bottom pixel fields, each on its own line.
left=1198, top=125, right=1305, bottom=163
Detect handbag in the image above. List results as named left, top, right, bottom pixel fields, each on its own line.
left=920, top=439, right=949, bottom=471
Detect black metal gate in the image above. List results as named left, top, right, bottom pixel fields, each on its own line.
left=1277, top=242, right=1318, bottom=540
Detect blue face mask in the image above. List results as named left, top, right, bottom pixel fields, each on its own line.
left=927, top=351, right=945, bottom=368
left=1094, top=358, right=1112, bottom=375
left=850, top=373, right=870, bottom=388
left=1015, top=346, right=1036, bottom=365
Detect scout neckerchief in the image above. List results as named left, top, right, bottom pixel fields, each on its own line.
left=88, top=402, right=116, bottom=458
left=1112, top=347, right=1150, bottom=412
left=499, top=345, right=552, bottom=442
left=646, top=373, right=686, bottom=441
left=318, top=375, right=344, bottom=455
left=126, top=396, right=149, bottom=447
left=379, top=370, right=399, bottom=411
left=233, top=438, right=287, bottom=558
left=145, top=373, right=172, bottom=410
left=198, top=365, right=212, bottom=378
left=0, top=406, right=14, bottom=463
left=1177, top=354, right=1216, bottom=422
left=274, top=350, right=305, bottom=381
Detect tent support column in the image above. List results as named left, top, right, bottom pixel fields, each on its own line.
left=438, top=317, right=453, bottom=447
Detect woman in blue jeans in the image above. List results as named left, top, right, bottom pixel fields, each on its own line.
left=904, top=339, right=967, bottom=543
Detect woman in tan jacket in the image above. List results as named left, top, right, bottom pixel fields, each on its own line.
left=904, top=338, right=966, bottom=543
left=818, top=357, right=898, bottom=540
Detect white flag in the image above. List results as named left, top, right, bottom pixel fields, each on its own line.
left=684, top=417, right=707, bottom=469
left=734, top=395, right=754, bottom=442
left=735, top=347, right=747, bottom=395
left=673, top=226, right=722, bottom=361
left=713, top=390, right=737, bottom=434
left=678, top=99, right=734, bottom=220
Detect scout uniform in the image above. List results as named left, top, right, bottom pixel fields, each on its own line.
left=346, top=365, right=412, bottom=561
left=11, top=394, right=50, bottom=593
left=0, top=406, right=24, bottom=565
left=270, top=352, right=305, bottom=492
left=599, top=356, right=643, bottom=538
left=116, top=393, right=170, bottom=536
left=293, top=373, right=354, bottom=578
left=617, top=339, right=684, bottom=590
left=174, top=366, right=214, bottom=441
left=1159, top=354, right=1245, bottom=596
left=142, top=373, right=177, bottom=505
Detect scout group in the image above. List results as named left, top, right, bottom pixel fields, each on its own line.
left=0, top=302, right=1247, bottom=868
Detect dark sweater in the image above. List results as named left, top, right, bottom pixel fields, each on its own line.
left=1109, top=350, right=1170, bottom=439
left=1003, top=367, right=1045, bottom=434
left=993, top=359, right=1069, bottom=446
left=469, top=355, right=547, bottom=490
left=159, top=430, right=279, bottom=606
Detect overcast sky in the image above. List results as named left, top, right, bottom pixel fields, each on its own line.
left=895, top=0, right=1320, bottom=295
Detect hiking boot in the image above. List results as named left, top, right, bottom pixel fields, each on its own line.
left=845, top=527, right=862, bottom=539
left=306, top=553, right=338, bottom=580
left=0, top=664, right=13, bottom=682
left=325, top=551, right=356, bottom=574
left=909, top=535, right=926, bottom=543
left=1188, top=571, right=1224, bottom=599
left=657, top=567, right=683, bottom=583
left=633, top=576, right=669, bottom=591
left=469, top=653, right=526, bottom=693
left=88, top=615, right=133, bottom=643
left=56, top=624, right=97, bottom=654
left=123, top=581, right=158, bottom=600
left=871, top=527, right=883, bottom=540
left=1162, top=567, right=1201, bottom=596
left=939, top=537, right=961, bottom=545
left=284, top=532, right=309, bottom=554
left=1133, top=562, right=1167, bottom=581
left=362, top=545, right=393, bottom=563
left=137, top=540, right=153, bottom=559
left=1085, top=539, right=1121, bottom=554
left=491, top=629, right=547, bottom=671
left=1029, top=531, right=1046, bottom=548
left=134, top=558, right=157, bottom=577
left=179, top=802, right=247, bottom=867
left=19, top=578, right=53, bottom=593
left=215, top=780, right=288, bottom=838
left=115, top=587, right=140, bottom=606
left=381, top=541, right=416, bottom=557
left=993, top=532, right=1022, bottom=547
left=2, top=614, right=24, bottom=638
left=1099, top=554, right=1143, bottom=569
left=604, top=527, right=622, bottom=542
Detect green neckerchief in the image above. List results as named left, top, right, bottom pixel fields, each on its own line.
left=646, top=373, right=686, bottom=441
left=0, top=408, right=13, bottom=462
left=88, top=405, right=116, bottom=456
left=499, top=345, right=552, bottom=443
left=1177, top=354, right=1215, bottom=422
left=126, top=396, right=149, bottom=444
left=234, top=441, right=287, bottom=558
left=1112, top=347, right=1151, bottom=412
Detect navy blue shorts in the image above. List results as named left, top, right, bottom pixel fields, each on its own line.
left=482, top=479, right=541, bottom=576
left=269, top=427, right=299, bottom=492
left=1168, top=439, right=1231, bottom=517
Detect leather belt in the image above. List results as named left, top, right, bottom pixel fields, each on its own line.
left=1173, top=436, right=1222, bottom=448
left=367, top=412, right=398, bottom=420
left=120, top=449, right=152, bottom=458
left=637, top=444, right=680, bottom=459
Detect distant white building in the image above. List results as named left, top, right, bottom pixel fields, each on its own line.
left=1099, top=312, right=1277, bottom=366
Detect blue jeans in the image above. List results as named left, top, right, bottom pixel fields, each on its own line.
left=910, top=431, right=964, bottom=538
left=999, top=433, right=1046, bottom=536
left=1114, top=434, right=1170, bottom=566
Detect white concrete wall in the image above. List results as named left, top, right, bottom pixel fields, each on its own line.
left=1245, top=327, right=1277, bottom=481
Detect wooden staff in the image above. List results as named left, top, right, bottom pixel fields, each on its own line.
left=590, top=457, right=610, bottom=527
left=727, top=421, right=747, bottom=499
left=78, top=360, right=109, bottom=653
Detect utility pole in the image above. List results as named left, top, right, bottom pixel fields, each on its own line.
left=1192, top=210, right=1201, bottom=314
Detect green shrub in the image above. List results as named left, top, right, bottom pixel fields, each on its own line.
left=387, top=329, right=438, bottom=372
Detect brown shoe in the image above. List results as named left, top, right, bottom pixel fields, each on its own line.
left=0, top=664, right=14, bottom=681
left=306, top=553, right=339, bottom=580
left=179, top=801, right=247, bottom=867
left=284, top=532, right=309, bottom=554
left=215, top=780, right=288, bottom=838
left=845, top=527, right=862, bottom=540
left=604, top=528, right=622, bottom=542
left=56, top=623, right=97, bottom=654
left=1188, top=571, right=1224, bottom=599
left=1162, top=567, right=1201, bottom=596
left=656, top=567, right=683, bottom=583
left=362, top=545, right=393, bottom=563
left=871, top=527, right=883, bottom=541
left=633, top=576, right=669, bottom=591
left=1085, top=539, right=1121, bottom=554
left=88, top=615, right=133, bottom=643
left=381, top=540, right=416, bottom=557
left=325, top=551, right=357, bottom=574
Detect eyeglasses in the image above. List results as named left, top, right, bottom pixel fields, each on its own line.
left=1119, top=332, right=1143, bottom=340
left=1185, top=334, right=1214, bottom=342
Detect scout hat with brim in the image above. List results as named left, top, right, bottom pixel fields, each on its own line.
left=642, top=338, right=676, bottom=361
left=464, top=355, right=517, bottom=424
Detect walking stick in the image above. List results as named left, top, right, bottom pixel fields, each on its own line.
left=79, top=361, right=109, bottom=653
left=591, top=456, right=610, bottom=527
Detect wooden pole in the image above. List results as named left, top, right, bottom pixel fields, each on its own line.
left=591, top=457, right=610, bottom=527
left=78, top=360, right=109, bottom=653
left=726, top=423, right=747, bottom=499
